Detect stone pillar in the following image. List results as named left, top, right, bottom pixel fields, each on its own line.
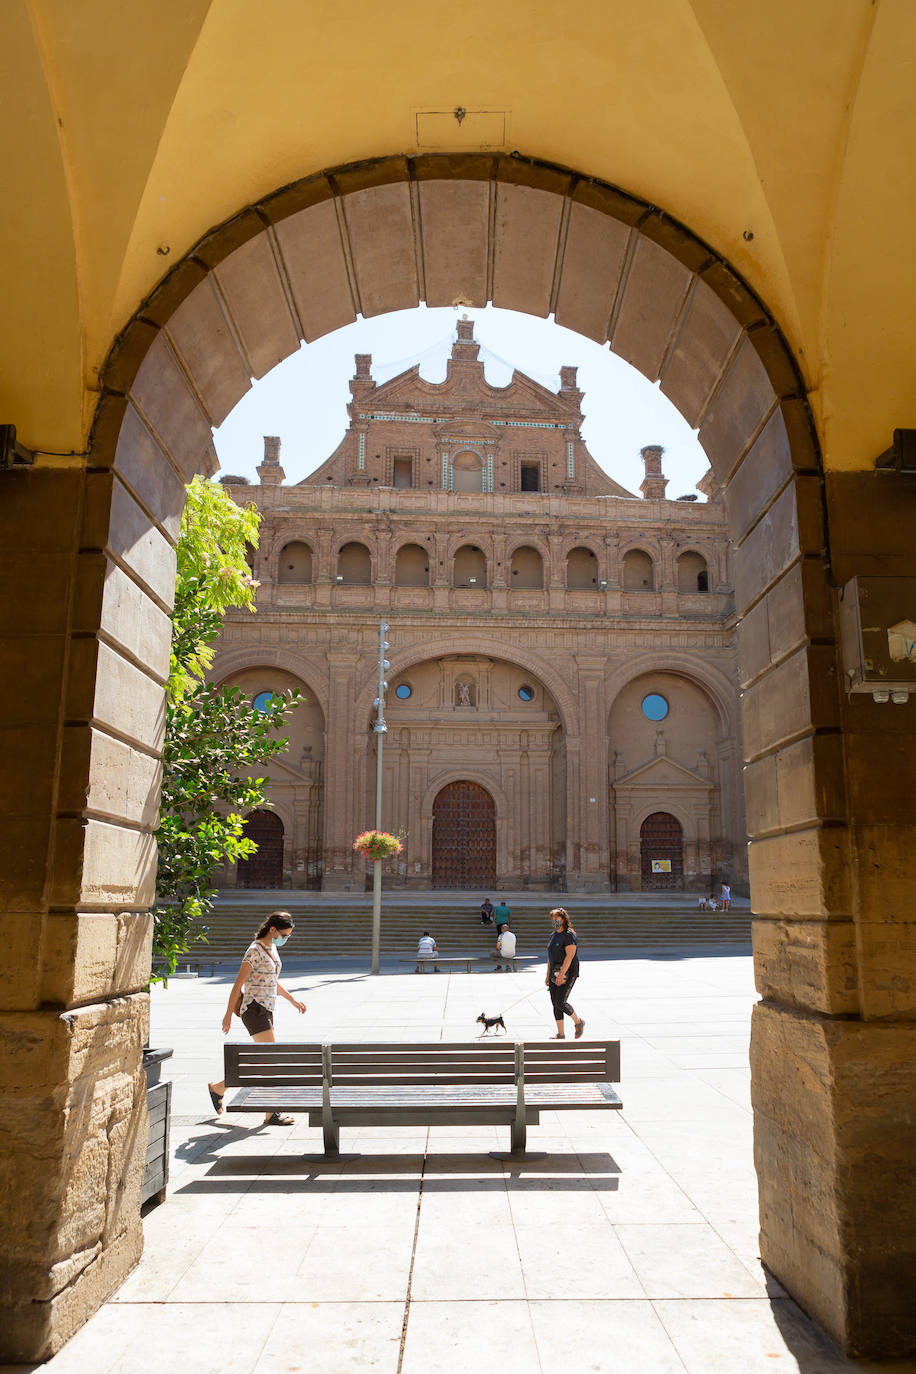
left=570, top=658, right=609, bottom=889
left=322, top=651, right=361, bottom=888
left=724, top=405, right=916, bottom=1355
left=0, top=442, right=173, bottom=1358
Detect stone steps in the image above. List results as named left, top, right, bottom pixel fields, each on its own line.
left=190, top=898, right=752, bottom=959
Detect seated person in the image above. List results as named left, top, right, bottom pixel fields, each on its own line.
left=495, top=926, right=516, bottom=970
left=698, top=895, right=708, bottom=909
left=479, top=897, right=495, bottom=924
left=420, top=934, right=439, bottom=967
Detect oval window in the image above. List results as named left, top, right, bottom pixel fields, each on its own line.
left=252, top=691, right=276, bottom=712
left=518, top=685, right=535, bottom=702
left=395, top=683, right=412, bottom=700
left=641, top=693, right=669, bottom=721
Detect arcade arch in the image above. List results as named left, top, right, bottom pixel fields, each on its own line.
left=608, top=669, right=735, bottom=893
left=622, top=548, right=655, bottom=590
left=10, top=151, right=892, bottom=1362
left=337, top=541, right=371, bottom=585
left=567, top=546, right=600, bottom=589
left=277, top=540, right=313, bottom=584
left=453, top=545, right=487, bottom=588
left=383, top=653, right=565, bottom=887
left=217, top=665, right=325, bottom=889
left=677, top=549, right=709, bottom=592
left=394, top=543, right=430, bottom=587
left=510, top=545, right=544, bottom=590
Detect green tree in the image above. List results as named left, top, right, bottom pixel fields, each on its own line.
left=152, top=477, right=300, bottom=979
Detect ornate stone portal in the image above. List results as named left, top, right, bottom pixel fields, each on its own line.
left=212, top=323, right=745, bottom=893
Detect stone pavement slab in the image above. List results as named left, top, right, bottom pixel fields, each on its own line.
left=13, top=951, right=916, bottom=1374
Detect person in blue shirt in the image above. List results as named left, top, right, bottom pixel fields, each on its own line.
left=545, top=907, right=585, bottom=1039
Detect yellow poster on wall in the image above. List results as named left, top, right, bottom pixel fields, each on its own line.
left=651, top=859, right=672, bottom=873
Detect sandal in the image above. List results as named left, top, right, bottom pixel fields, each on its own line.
left=550, top=1033, right=566, bottom=1039
left=264, top=1112, right=294, bottom=1126
left=207, top=1084, right=224, bottom=1115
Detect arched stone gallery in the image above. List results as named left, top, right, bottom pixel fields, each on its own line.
left=2, top=143, right=914, bottom=1364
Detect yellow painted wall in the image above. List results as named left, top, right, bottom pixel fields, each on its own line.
left=1, top=0, right=913, bottom=469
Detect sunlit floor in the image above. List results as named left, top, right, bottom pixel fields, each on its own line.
left=21, top=950, right=914, bottom=1374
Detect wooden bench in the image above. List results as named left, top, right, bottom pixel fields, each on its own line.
left=399, top=954, right=538, bottom=973
left=223, top=1039, right=621, bottom=1158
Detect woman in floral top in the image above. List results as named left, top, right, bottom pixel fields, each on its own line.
left=207, top=911, right=307, bottom=1125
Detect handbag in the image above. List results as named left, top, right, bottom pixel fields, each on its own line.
left=229, top=986, right=244, bottom=1018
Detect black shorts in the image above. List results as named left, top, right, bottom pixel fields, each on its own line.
left=241, top=1000, right=273, bottom=1034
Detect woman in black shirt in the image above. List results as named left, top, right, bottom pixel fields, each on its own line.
left=545, top=908, right=585, bottom=1039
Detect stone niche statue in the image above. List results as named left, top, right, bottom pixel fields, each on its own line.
left=455, top=680, right=474, bottom=707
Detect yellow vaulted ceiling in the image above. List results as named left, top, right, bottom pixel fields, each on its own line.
left=1, top=0, right=913, bottom=468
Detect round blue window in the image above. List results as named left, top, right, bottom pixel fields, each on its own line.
left=395, top=683, right=412, bottom=699
left=252, top=691, right=276, bottom=712
left=518, top=685, right=535, bottom=702
left=641, top=693, right=669, bottom=721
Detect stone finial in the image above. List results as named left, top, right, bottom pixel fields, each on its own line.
left=355, top=354, right=372, bottom=378
left=560, top=365, right=578, bottom=391
left=257, top=435, right=285, bottom=485
left=639, top=444, right=668, bottom=501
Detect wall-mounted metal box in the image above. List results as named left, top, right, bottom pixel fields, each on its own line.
left=838, top=577, right=916, bottom=702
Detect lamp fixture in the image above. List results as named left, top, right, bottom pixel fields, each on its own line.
left=0, top=425, right=34, bottom=469
left=875, top=429, right=916, bottom=473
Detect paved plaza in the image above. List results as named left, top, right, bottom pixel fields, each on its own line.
left=19, top=947, right=914, bottom=1374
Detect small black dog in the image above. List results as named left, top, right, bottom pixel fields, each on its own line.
left=476, top=1012, right=507, bottom=1036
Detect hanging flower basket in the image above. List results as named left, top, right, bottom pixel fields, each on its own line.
left=353, top=829, right=403, bottom=862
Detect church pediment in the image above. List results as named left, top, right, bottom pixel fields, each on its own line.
left=435, top=418, right=502, bottom=440
left=614, top=755, right=712, bottom=789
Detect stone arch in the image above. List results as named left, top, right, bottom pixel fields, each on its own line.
left=605, top=653, right=736, bottom=737
left=452, top=543, right=488, bottom=588
left=46, top=152, right=853, bottom=1359
left=360, top=635, right=579, bottom=738
left=450, top=449, right=485, bottom=493
left=566, top=545, right=601, bottom=589
left=421, top=770, right=511, bottom=880
left=394, top=542, right=430, bottom=587
left=622, top=547, right=656, bottom=590
left=336, top=540, right=372, bottom=585
left=509, top=544, right=544, bottom=590
left=277, top=539, right=313, bottom=584
left=211, top=648, right=330, bottom=721
left=677, top=548, right=710, bottom=592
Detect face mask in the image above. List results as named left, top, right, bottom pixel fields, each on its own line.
left=274, top=933, right=289, bottom=947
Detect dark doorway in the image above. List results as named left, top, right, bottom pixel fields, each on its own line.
left=640, top=811, right=684, bottom=889
left=237, top=810, right=285, bottom=888
left=432, top=781, right=496, bottom=888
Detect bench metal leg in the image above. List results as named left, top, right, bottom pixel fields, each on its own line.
left=489, top=1045, right=547, bottom=1160
left=302, top=1045, right=360, bottom=1161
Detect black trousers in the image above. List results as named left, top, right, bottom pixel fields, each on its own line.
left=548, top=972, right=578, bottom=1020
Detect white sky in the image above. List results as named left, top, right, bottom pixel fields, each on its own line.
left=213, top=304, right=709, bottom=499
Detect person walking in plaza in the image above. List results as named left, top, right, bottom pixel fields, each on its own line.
left=479, top=897, right=495, bottom=925
left=494, top=899, right=511, bottom=935
left=546, top=907, right=585, bottom=1039
left=207, top=910, right=307, bottom=1125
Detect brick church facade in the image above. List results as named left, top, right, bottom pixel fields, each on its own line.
left=212, top=320, right=746, bottom=893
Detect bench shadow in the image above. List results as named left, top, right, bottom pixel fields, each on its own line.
left=173, top=1149, right=621, bottom=1193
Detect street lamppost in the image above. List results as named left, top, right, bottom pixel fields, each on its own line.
left=371, top=619, right=390, bottom=975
